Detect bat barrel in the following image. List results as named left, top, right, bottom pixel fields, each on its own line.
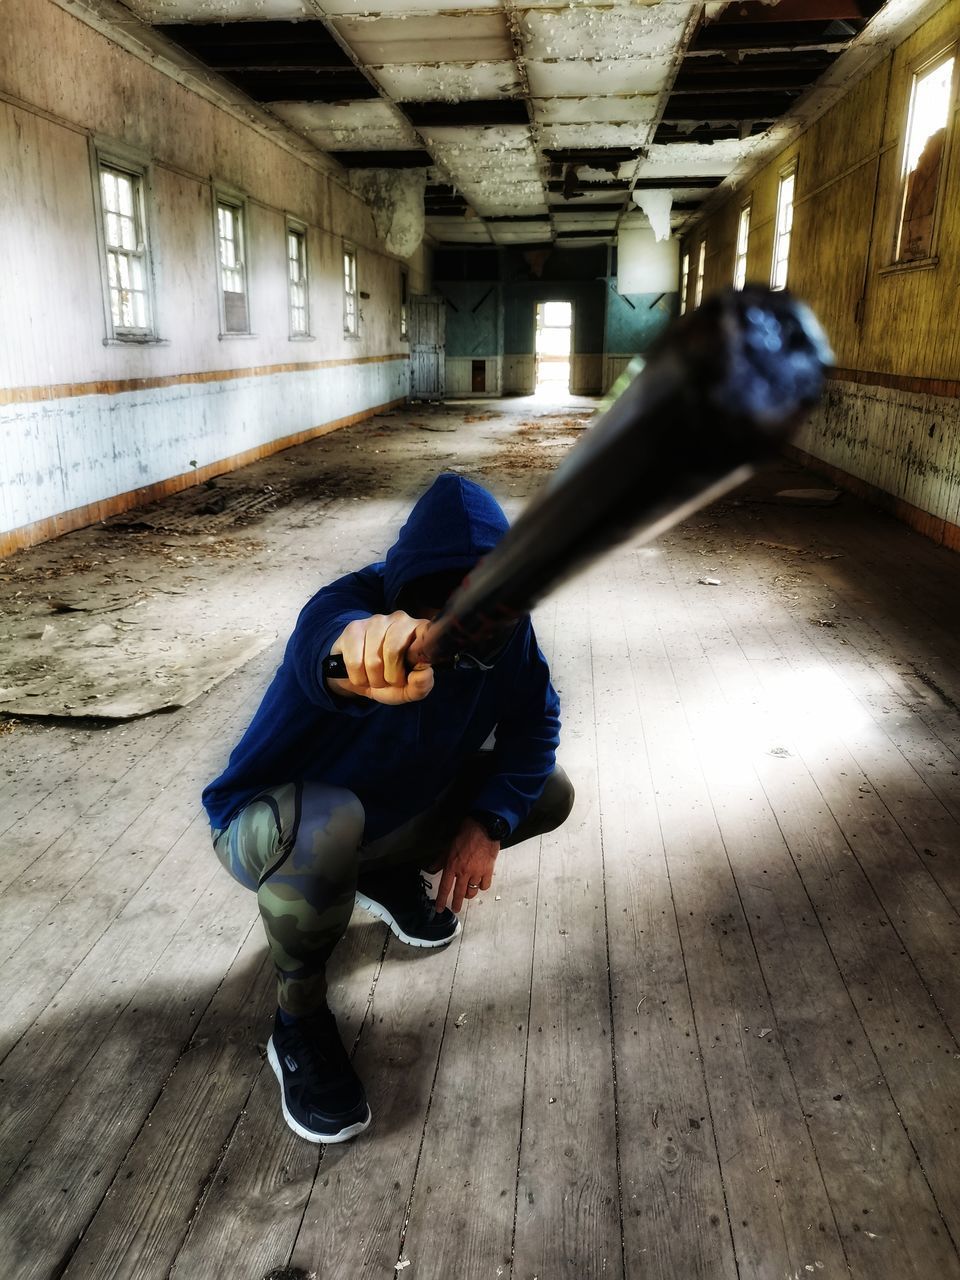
left=413, top=285, right=832, bottom=669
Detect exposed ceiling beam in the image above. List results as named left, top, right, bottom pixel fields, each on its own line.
left=707, top=1, right=877, bottom=22
left=633, top=176, right=725, bottom=189
left=214, top=70, right=379, bottom=102
left=661, top=91, right=800, bottom=119
left=334, top=150, right=433, bottom=168
left=691, top=22, right=860, bottom=51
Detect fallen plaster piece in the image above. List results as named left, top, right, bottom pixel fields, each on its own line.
left=775, top=488, right=842, bottom=506
left=631, top=188, right=672, bottom=241
left=0, top=629, right=277, bottom=720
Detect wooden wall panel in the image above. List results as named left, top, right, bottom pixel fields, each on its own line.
left=0, top=0, right=432, bottom=551
left=684, top=0, right=960, bottom=542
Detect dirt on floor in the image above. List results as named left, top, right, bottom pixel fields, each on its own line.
left=0, top=396, right=598, bottom=723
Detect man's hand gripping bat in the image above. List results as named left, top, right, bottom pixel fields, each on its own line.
left=323, top=285, right=832, bottom=680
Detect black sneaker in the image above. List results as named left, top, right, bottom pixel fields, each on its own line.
left=355, top=868, right=461, bottom=948
left=266, top=1006, right=371, bottom=1144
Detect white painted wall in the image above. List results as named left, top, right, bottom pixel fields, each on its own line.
left=0, top=0, right=429, bottom=546
left=796, top=380, right=960, bottom=531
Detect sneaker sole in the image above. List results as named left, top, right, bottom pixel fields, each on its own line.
left=267, top=1037, right=371, bottom=1144
left=354, top=892, right=461, bottom=949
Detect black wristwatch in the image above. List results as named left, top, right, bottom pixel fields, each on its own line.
left=470, top=810, right=511, bottom=842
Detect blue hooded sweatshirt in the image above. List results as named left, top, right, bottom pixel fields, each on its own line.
left=202, top=473, right=561, bottom=841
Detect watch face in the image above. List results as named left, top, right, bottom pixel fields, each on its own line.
left=489, top=815, right=510, bottom=841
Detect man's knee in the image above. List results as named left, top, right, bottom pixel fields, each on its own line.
left=536, top=765, right=575, bottom=833
left=289, top=782, right=365, bottom=877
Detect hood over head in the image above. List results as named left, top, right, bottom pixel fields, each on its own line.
left=383, top=473, right=509, bottom=609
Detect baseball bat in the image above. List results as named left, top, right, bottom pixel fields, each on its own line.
left=323, top=284, right=832, bottom=679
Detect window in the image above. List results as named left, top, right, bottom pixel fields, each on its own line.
left=287, top=222, right=309, bottom=337
left=95, top=158, right=155, bottom=339
left=771, top=166, right=796, bottom=291
left=694, top=239, right=706, bottom=308
left=216, top=196, right=249, bottom=334
left=679, top=251, right=690, bottom=315
left=399, top=268, right=409, bottom=340
left=895, top=51, right=956, bottom=263
left=734, top=204, right=751, bottom=290
left=343, top=244, right=359, bottom=336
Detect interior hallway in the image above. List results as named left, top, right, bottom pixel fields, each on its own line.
left=1, top=398, right=960, bottom=1279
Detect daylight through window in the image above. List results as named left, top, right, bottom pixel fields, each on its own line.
left=100, top=165, right=152, bottom=334
left=343, top=246, right=358, bottom=335
left=896, top=53, right=955, bottom=262
left=694, top=240, right=706, bottom=308
left=287, top=227, right=308, bottom=336
left=734, top=205, right=751, bottom=290
left=679, top=251, right=690, bottom=315
left=217, top=200, right=249, bottom=333
left=771, top=169, right=795, bottom=291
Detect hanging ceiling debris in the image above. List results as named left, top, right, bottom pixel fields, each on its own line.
left=111, top=0, right=897, bottom=247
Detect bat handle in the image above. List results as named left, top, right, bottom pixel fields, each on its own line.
left=322, top=653, right=349, bottom=680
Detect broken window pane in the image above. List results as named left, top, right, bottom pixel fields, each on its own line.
left=343, top=246, right=358, bottom=335
left=218, top=200, right=248, bottom=327
left=896, top=54, right=955, bottom=262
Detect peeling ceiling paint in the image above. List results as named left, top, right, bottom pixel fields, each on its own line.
left=99, top=0, right=920, bottom=247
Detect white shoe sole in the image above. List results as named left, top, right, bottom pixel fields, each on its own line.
left=267, top=1037, right=371, bottom=1144
left=354, top=892, right=461, bottom=949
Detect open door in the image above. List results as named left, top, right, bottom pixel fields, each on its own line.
left=409, top=295, right=446, bottom=400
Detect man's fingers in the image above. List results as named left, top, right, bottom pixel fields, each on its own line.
left=479, top=868, right=494, bottom=892
left=362, top=616, right=390, bottom=689
left=337, top=620, right=368, bottom=687
left=435, top=867, right=455, bottom=913
left=382, top=614, right=420, bottom=686
left=402, top=665, right=434, bottom=702
left=451, top=876, right=467, bottom=915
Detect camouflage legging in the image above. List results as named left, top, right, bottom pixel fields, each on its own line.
left=211, top=761, right=574, bottom=1016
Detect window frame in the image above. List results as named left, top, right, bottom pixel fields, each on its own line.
left=679, top=250, right=690, bottom=315
left=214, top=187, right=252, bottom=338
left=343, top=242, right=359, bottom=337
left=285, top=218, right=311, bottom=340
left=399, top=267, right=409, bottom=341
left=694, top=239, right=706, bottom=309
left=89, top=139, right=159, bottom=344
left=889, top=42, right=958, bottom=269
left=733, top=202, right=751, bottom=291
left=770, top=161, right=797, bottom=292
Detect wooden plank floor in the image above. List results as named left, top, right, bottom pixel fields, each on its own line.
left=2, top=400, right=960, bottom=1279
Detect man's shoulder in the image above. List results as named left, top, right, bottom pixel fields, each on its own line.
left=298, top=563, right=386, bottom=612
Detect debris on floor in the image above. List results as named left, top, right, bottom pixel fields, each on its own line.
left=773, top=488, right=842, bottom=506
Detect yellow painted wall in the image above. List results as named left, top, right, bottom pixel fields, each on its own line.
left=683, top=0, right=960, bottom=545
left=687, top=1, right=960, bottom=378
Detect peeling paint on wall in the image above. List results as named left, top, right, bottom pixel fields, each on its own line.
left=348, top=168, right=426, bottom=259
left=797, top=380, right=960, bottom=529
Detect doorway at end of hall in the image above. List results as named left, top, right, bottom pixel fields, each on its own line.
left=534, top=300, right=572, bottom=397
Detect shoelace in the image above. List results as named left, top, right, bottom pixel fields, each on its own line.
left=418, top=874, right=439, bottom=919
left=287, top=1012, right=351, bottom=1090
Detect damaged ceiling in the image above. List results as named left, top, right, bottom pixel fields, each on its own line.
left=90, top=0, right=900, bottom=247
